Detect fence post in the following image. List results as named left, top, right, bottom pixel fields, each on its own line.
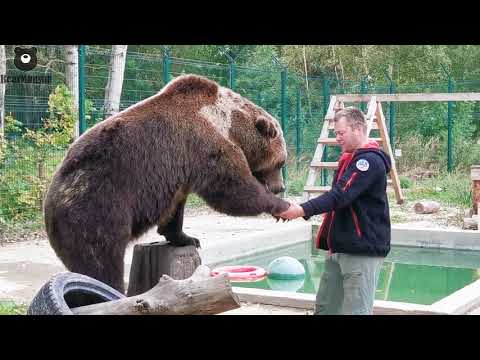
left=296, top=86, right=301, bottom=170
left=228, top=61, right=236, bottom=91
left=321, top=76, right=330, bottom=186
left=442, top=64, right=454, bottom=173
left=360, top=76, right=368, bottom=112
left=280, top=68, right=288, bottom=190
left=162, top=47, right=171, bottom=85
left=447, top=77, right=454, bottom=173
left=78, top=45, right=86, bottom=135
left=384, top=70, right=396, bottom=148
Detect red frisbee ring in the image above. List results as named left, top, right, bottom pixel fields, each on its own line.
left=211, top=265, right=267, bottom=281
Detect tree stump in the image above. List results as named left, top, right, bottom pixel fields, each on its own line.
left=472, top=165, right=480, bottom=215
left=71, top=265, right=241, bottom=315
left=414, top=200, right=440, bottom=214
left=127, top=241, right=201, bottom=297
left=464, top=208, right=474, bottom=218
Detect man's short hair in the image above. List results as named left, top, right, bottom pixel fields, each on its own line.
left=334, top=107, right=367, bottom=132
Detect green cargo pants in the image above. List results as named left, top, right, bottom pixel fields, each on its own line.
left=314, top=252, right=385, bottom=315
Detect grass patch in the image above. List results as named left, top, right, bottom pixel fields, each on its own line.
left=186, top=193, right=207, bottom=208
left=403, top=171, right=471, bottom=208
left=390, top=213, right=409, bottom=224
left=0, top=301, right=28, bottom=315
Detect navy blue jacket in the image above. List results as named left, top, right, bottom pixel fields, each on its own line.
left=301, top=146, right=392, bottom=257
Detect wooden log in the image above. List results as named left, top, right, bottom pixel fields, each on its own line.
left=71, top=265, right=241, bottom=315
left=463, top=217, right=478, bottom=230
left=414, top=200, right=440, bottom=214
left=127, top=241, right=201, bottom=296
left=471, top=165, right=480, bottom=214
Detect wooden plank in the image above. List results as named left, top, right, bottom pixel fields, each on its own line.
left=337, top=93, right=480, bottom=103
left=329, top=121, right=378, bottom=130
left=318, top=137, right=383, bottom=145
left=303, top=97, right=339, bottom=201
left=304, top=185, right=331, bottom=193
left=365, top=97, right=377, bottom=136
left=324, top=95, right=338, bottom=119
left=310, top=161, right=338, bottom=169
left=375, top=102, right=405, bottom=204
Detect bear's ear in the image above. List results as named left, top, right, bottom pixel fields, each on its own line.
left=255, top=117, right=278, bottom=139
left=14, top=47, right=22, bottom=54
left=161, top=74, right=218, bottom=98
left=31, top=47, right=37, bottom=54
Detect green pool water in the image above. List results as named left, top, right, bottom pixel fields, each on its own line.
left=216, top=242, right=480, bottom=305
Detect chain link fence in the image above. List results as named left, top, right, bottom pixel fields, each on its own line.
left=1, top=45, right=479, bottom=223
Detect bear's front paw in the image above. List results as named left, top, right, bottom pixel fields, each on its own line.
left=167, top=232, right=201, bottom=249
left=271, top=198, right=290, bottom=215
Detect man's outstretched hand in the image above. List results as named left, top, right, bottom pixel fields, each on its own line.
left=274, top=201, right=305, bottom=221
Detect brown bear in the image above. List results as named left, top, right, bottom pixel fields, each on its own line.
left=44, top=74, right=290, bottom=293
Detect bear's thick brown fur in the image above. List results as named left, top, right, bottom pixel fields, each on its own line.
left=44, top=74, right=290, bottom=293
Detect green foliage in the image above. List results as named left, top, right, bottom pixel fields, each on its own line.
left=186, top=193, right=207, bottom=208
left=0, top=301, right=27, bottom=315
left=406, top=171, right=471, bottom=208
left=285, top=159, right=310, bottom=195
left=400, top=176, right=412, bottom=189
left=0, top=85, right=75, bottom=222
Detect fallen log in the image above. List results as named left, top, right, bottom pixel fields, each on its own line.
left=414, top=200, right=440, bottom=214
left=463, top=217, right=478, bottom=230
left=71, top=265, right=241, bottom=315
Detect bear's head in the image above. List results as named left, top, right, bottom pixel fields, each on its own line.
left=161, top=74, right=287, bottom=194
left=14, top=47, right=38, bottom=71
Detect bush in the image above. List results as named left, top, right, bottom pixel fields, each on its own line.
left=399, top=176, right=412, bottom=189
left=0, top=85, right=75, bottom=223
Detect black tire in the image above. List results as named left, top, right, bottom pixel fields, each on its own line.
left=27, top=272, right=126, bottom=315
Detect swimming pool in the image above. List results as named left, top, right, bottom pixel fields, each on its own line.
left=214, top=241, right=480, bottom=305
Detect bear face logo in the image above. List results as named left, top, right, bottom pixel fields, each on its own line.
left=14, top=47, right=38, bottom=71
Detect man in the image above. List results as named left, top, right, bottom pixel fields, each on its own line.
left=276, top=107, right=391, bottom=315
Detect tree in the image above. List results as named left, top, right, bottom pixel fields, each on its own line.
left=64, top=45, right=79, bottom=139
left=103, top=45, right=128, bottom=118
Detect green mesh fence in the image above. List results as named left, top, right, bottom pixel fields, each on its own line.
left=1, top=45, right=480, bottom=223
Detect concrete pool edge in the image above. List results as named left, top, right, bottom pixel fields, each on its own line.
left=231, top=287, right=449, bottom=315
left=211, top=222, right=480, bottom=315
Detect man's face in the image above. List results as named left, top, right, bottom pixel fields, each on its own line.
left=334, top=117, right=364, bottom=153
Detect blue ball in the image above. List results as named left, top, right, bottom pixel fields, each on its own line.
left=267, top=256, right=305, bottom=280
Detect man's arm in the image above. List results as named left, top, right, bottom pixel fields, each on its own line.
left=300, top=154, right=385, bottom=219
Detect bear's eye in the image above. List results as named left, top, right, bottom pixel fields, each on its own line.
left=277, top=161, right=285, bottom=169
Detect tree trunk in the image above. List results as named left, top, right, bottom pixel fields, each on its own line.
left=64, top=45, right=79, bottom=139
left=70, top=265, right=241, bottom=315
left=103, top=45, right=128, bottom=119
left=127, top=241, right=202, bottom=296
left=0, top=45, right=6, bottom=139
left=414, top=200, right=440, bottom=214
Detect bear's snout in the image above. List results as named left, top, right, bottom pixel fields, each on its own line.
left=268, top=183, right=285, bottom=194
